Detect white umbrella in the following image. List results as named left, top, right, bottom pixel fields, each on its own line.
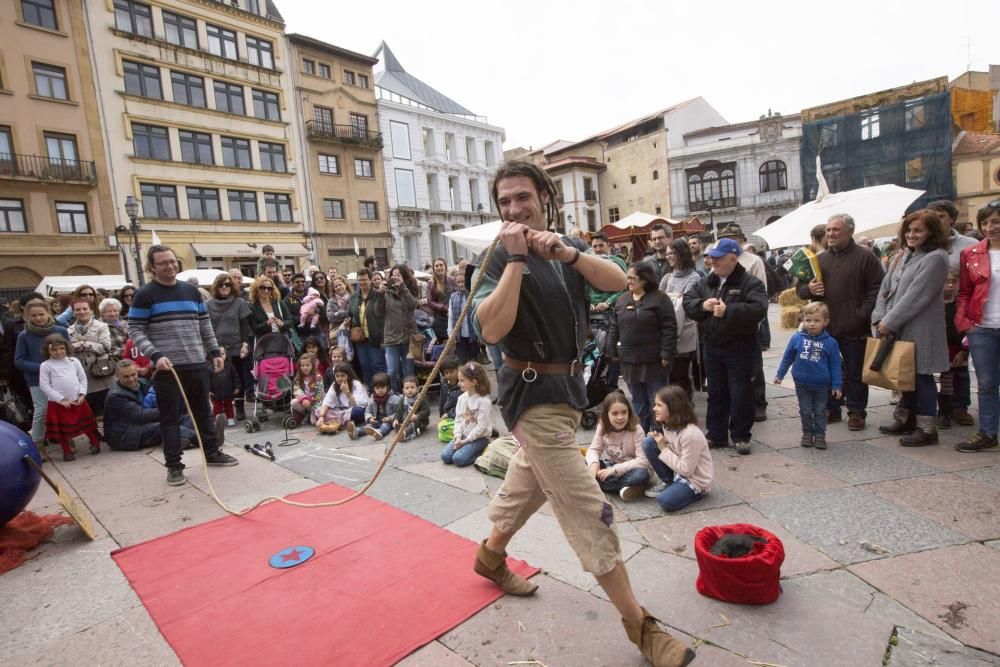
left=754, top=184, right=924, bottom=249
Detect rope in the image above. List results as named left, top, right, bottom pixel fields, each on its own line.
left=160, top=233, right=504, bottom=517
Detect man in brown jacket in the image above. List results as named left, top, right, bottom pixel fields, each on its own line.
left=796, top=213, right=884, bottom=430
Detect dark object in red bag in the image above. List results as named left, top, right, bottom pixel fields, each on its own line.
left=695, top=524, right=784, bottom=605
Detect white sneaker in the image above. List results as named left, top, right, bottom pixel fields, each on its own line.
left=227, top=418, right=236, bottom=428
left=644, top=482, right=667, bottom=498
left=619, top=486, right=645, bottom=501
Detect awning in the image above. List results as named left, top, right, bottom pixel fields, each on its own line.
left=191, top=243, right=309, bottom=258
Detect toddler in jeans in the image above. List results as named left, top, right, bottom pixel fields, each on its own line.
left=774, top=301, right=842, bottom=449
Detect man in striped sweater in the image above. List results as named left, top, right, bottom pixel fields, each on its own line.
left=128, top=245, right=238, bottom=486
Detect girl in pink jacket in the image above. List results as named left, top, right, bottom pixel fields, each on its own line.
left=586, top=392, right=652, bottom=501
left=642, top=385, right=714, bottom=512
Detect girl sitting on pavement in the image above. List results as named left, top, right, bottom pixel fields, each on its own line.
left=290, top=353, right=325, bottom=427
left=316, top=362, right=368, bottom=434
left=586, top=392, right=652, bottom=501
left=354, top=372, right=402, bottom=441
left=641, top=385, right=714, bottom=512
left=441, top=362, right=493, bottom=467
left=39, top=334, right=100, bottom=461
left=303, top=336, right=331, bottom=387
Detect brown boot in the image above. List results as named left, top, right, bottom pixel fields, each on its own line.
left=622, top=607, right=696, bottom=667
left=473, top=540, right=538, bottom=596
left=900, top=415, right=939, bottom=447
left=879, top=407, right=915, bottom=435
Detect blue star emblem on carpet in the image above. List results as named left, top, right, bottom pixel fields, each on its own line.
left=269, top=545, right=315, bottom=569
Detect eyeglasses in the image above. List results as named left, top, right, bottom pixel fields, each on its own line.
left=261, top=285, right=274, bottom=290
left=219, top=283, right=232, bottom=288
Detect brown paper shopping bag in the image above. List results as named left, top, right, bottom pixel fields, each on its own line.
left=862, top=336, right=916, bottom=392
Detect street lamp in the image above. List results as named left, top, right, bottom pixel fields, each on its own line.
left=121, top=196, right=145, bottom=286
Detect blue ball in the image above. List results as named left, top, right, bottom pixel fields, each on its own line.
left=0, top=421, right=42, bottom=527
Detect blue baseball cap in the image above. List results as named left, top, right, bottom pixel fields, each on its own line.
left=705, top=238, right=742, bottom=258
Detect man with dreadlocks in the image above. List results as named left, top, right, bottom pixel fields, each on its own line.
left=468, top=161, right=695, bottom=667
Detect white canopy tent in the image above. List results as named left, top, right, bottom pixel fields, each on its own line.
left=443, top=220, right=502, bottom=254
left=36, top=275, right=132, bottom=295
left=608, top=212, right=682, bottom=230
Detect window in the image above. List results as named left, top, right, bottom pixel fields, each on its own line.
left=140, top=183, right=178, bottom=218
left=246, top=37, right=274, bottom=69
left=171, top=71, right=205, bottom=107
left=470, top=177, right=481, bottom=210
left=221, top=136, right=251, bottom=169
left=444, top=132, right=455, bottom=160
left=323, top=198, right=344, bottom=219
left=314, top=106, right=333, bottom=129
left=56, top=202, right=89, bottom=233
left=359, top=201, right=378, bottom=220
left=33, top=62, right=68, bottom=100
left=390, top=121, right=411, bottom=159
left=349, top=113, right=368, bottom=138
left=22, top=0, right=57, bottom=30
left=132, top=123, right=170, bottom=160
left=123, top=60, right=161, bottom=99
left=354, top=158, right=373, bottom=177
left=905, top=100, right=926, bottom=131
left=448, top=176, right=458, bottom=209
left=0, top=199, right=27, bottom=232
left=484, top=140, right=495, bottom=166
left=302, top=59, right=315, bottom=75
left=45, top=132, right=77, bottom=163
left=259, top=142, right=286, bottom=172
left=206, top=24, right=237, bottom=59
left=686, top=161, right=737, bottom=209
left=0, top=127, right=13, bottom=173
left=179, top=130, right=213, bottom=165
left=228, top=190, right=257, bottom=221
left=187, top=187, right=220, bottom=220
left=214, top=81, right=245, bottom=115
left=905, top=157, right=924, bottom=183
left=587, top=209, right=596, bottom=230
left=114, top=0, right=152, bottom=37
left=162, top=11, right=197, bottom=48
left=652, top=170, right=659, bottom=180
left=252, top=89, right=280, bottom=121
left=860, top=107, right=880, bottom=141
left=630, top=175, right=637, bottom=184
left=422, top=128, right=435, bottom=156
left=358, top=74, right=369, bottom=88
left=759, top=160, right=787, bottom=192
left=265, top=193, right=292, bottom=222
left=465, top=136, right=476, bottom=162
left=395, top=169, right=416, bottom=207
left=317, top=154, right=338, bottom=174
left=343, top=70, right=355, bottom=86
left=583, top=177, right=595, bottom=201
left=608, top=207, right=620, bottom=223
left=319, top=63, right=330, bottom=79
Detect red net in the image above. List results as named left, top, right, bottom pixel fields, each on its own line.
left=0, top=511, right=73, bottom=575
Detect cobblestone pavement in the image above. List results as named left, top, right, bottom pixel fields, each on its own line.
left=3, top=306, right=1000, bottom=666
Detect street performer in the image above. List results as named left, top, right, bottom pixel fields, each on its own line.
left=470, top=161, right=695, bottom=667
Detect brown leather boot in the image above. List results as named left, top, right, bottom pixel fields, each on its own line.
left=879, top=407, right=915, bottom=435
left=622, top=607, right=696, bottom=667
left=900, top=415, right=939, bottom=447
left=473, top=540, right=537, bottom=596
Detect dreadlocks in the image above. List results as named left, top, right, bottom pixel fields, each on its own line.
left=490, top=160, right=560, bottom=230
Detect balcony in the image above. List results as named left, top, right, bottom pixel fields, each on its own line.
left=305, top=121, right=383, bottom=149
left=753, top=189, right=800, bottom=208
left=0, top=153, right=97, bottom=185
left=689, top=197, right=737, bottom=213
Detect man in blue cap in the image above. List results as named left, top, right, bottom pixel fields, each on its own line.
left=683, top=238, right=769, bottom=454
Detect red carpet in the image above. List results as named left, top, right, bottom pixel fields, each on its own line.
left=112, top=483, right=537, bottom=666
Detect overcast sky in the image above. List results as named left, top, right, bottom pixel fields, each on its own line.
left=281, top=0, right=999, bottom=150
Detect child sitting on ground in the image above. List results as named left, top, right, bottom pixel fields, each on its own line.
left=773, top=301, right=842, bottom=449
left=316, top=362, right=368, bottom=434
left=303, top=337, right=331, bottom=387
left=437, top=355, right=462, bottom=443
left=393, top=375, right=430, bottom=441
left=642, top=385, right=713, bottom=512
left=441, top=362, right=493, bottom=467
left=290, top=353, right=325, bottom=427
left=353, top=372, right=402, bottom=441
left=39, top=334, right=100, bottom=460
left=586, top=391, right=652, bottom=501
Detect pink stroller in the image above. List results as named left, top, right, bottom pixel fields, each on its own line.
left=244, top=333, right=295, bottom=433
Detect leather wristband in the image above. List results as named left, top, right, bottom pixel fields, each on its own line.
left=508, top=254, right=529, bottom=264
left=565, top=248, right=581, bottom=266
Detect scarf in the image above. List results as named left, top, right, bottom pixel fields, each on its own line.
left=26, top=316, right=56, bottom=336
left=373, top=391, right=390, bottom=408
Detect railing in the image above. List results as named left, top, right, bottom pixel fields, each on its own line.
left=690, top=197, right=737, bottom=212
left=0, top=153, right=98, bottom=184
left=305, top=121, right=383, bottom=148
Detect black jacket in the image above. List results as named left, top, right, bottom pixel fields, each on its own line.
left=683, top=263, right=768, bottom=345
left=248, top=299, right=294, bottom=337
left=439, top=379, right=462, bottom=418
left=349, top=289, right=386, bottom=347
left=606, top=290, right=677, bottom=364
left=104, top=380, right=159, bottom=451
left=395, top=394, right=431, bottom=429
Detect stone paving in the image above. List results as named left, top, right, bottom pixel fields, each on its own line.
left=3, top=306, right=1000, bottom=666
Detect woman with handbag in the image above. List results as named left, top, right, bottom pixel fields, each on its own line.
left=348, top=269, right=386, bottom=386
left=99, top=298, right=129, bottom=359
left=207, top=274, right=252, bottom=421
left=248, top=275, right=295, bottom=341
left=377, top=265, right=418, bottom=392
left=872, top=210, right=950, bottom=446
left=955, top=200, right=1000, bottom=452
left=68, top=298, right=115, bottom=418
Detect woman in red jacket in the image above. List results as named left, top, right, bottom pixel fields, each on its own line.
left=955, top=200, right=1000, bottom=452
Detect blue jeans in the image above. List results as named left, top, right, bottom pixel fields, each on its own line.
left=796, top=385, right=830, bottom=435
left=968, top=327, right=1000, bottom=431
left=441, top=436, right=488, bottom=467
left=627, top=378, right=667, bottom=433
left=355, top=342, right=387, bottom=387
left=641, top=436, right=703, bottom=512
left=383, top=343, right=414, bottom=392
left=828, top=335, right=869, bottom=417
left=365, top=421, right=393, bottom=437
left=29, top=385, right=48, bottom=443
left=703, top=336, right=756, bottom=443
left=899, top=373, right=938, bottom=417
left=487, top=344, right=503, bottom=372
left=953, top=365, right=971, bottom=411
left=596, top=463, right=650, bottom=493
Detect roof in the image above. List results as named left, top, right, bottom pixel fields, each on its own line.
left=287, top=33, right=378, bottom=65
left=543, top=155, right=606, bottom=172
left=264, top=0, right=283, bottom=22
left=547, top=98, right=701, bottom=156
left=953, top=131, right=1000, bottom=158
left=683, top=113, right=801, bottom=139
left=373, top=42, right=475, bottom=116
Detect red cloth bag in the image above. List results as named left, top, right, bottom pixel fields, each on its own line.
left=694, top=523, right=784, bottom=605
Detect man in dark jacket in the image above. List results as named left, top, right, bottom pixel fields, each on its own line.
left=684, top=239, right=768, bottom=455
left=796, top=214, right=884, bottom=430
left=283, top=273, right=308, bottom=335
left=104, top=360, right=195, bottom=451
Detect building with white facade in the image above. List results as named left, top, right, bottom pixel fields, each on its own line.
left=668, top=111, right=803, bottom=240
left=373, top=43, right=504, bottom=267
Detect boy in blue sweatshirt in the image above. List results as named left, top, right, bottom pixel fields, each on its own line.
left=773, top=302, right=842, bottom=449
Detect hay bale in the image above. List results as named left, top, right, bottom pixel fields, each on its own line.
left=781, top=307, right=802, bottom=330
left=778, top=288, right=807, bottom=307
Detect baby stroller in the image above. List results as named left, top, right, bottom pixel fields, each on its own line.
left=244, top=332, right=295, bottom=433
left=580, top=339, right=611, bottom=429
